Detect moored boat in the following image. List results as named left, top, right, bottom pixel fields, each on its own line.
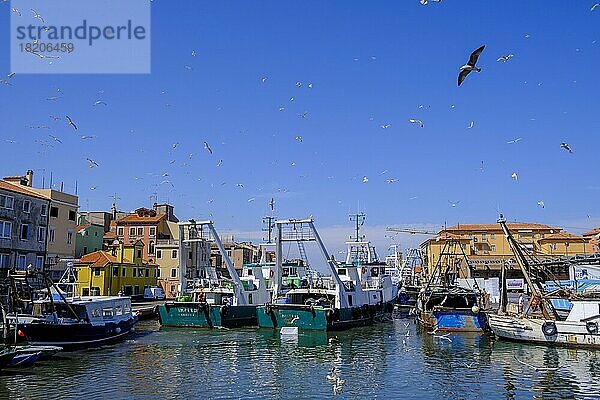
left=487, top=215, right=600, bottom=347
left=258, top=218, right=395, bottom=331
left=17, top=296, right=138, bottom=349
left=158, top=220, right=270, bottom=328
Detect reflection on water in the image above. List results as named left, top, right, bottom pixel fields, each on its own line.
left=1, top=319, right=599, bottom=399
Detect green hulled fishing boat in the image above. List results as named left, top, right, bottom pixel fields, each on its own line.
left=158, top=220, right=270, bottom=328
left=258, top=217, right=395, bottom=331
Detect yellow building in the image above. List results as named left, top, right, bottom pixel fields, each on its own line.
left=420, top=222, right=592, bottom=280
left=74, top=240, right=158, bottom=297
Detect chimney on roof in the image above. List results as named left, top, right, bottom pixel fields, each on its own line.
left=25, top=170, right=33, bottom=187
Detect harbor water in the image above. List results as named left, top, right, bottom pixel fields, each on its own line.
left=2, top=319, right=599, bottom=399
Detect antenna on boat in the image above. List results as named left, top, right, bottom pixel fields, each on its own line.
left=349, top=212, right=366, bottom=242
left=262, top=215, right=276, bottom=244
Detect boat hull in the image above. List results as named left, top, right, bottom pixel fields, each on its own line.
left=18, top=316, right=138, bottom=350
left=157, top=302, right=257, bottom=328
left=488, top=314, right=600, bottom=348
left=420, top=309, right=487, bottom=332
left=257, top=302, right=394, bottom=331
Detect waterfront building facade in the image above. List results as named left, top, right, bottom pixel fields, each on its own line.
left=156, top=221, right=212, bottom=298
left=74, top=240, right=158, bottom=296
left=114, top=204, right=177, bottom=262
left=75, top=223, right=105, bottom=258
left=420, top=222, right=592, bottom=280
left=0, top=174, right=49, bottom=272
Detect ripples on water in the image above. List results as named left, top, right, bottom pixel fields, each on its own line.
left=1, top=319, right=599, bottom=399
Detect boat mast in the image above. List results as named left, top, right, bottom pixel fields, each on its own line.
left=498, top=215, right=558, bottom=320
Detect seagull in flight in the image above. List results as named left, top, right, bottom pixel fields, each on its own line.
left=172, top=142, right=179, bottom=149
left=409, top=119, right=424, bottom=128
left=507, top=137, right=522, bottom=144
left=31, top=9, right=44, bottom=23
left=269, top=198, right=275, bottom=211
left=80, top=135, right=95, bottom=140
left=592, top=3, right=600, bottom=11
left=216, top=159, right=223, bottom=167
left=203, top=141, right=213, bottom=154
left=295, top=136, right=303, bottom=142
left=466, top=121, right=474, bottom=129
left=93, top=100, right=107, bottom=106
left=11, top=8, right=21, bottom=16
left=560, top=142, right=573, bottom=153
left=380, top=124, right=391, bottom=129
left=362, top=176, right=369, bottom=183
left=458, top=45, right=485, bottom=86
left=86, top=158, right=99, bottom=168
left=48, top=134, right=62, bottom=144
left=65, top=116, right=77, bottom=130
left=511, top=172, right=518, bottom=181
left=449, top=200, right=460, bottom=207
left=497, top=54, right=514, bottom=62
left=537, top=200, right=545, bottom=209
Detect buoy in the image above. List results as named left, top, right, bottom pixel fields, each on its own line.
left=280, top=326, right=299, bottom=336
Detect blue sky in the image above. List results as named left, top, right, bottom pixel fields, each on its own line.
left=1, top=1, right=599, bottom=255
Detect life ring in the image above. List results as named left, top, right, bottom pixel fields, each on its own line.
left=542, top=321, right=558, bottom=336
left=586, top=321, right=599, bottom=335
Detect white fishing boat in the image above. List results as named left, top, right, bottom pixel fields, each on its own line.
left=487, top=215, right=600, bottom=348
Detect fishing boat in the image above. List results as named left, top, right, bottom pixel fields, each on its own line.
left=17, top=296, right=138, bottom=349
left=6, top=269, right=137, bottom=349
left=417, top=232, right=486, bottom=332
left=157, top=220, right=270, bottom=328
left=392, top=247, right=424, bottom=312
left=487, top=215, right=600, bottom=347
left=257, top=218, right=395, bottom=331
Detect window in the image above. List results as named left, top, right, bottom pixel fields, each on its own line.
left=17, top=255, right=26, bottom=269
left=490, top=233, right=495, bottom=240
left=491, top=245, right=496, bottom=252
left=41, top=204, right=47, bottom=216
left=67, top=230, right=73, bottom=245
left=36, top=256, right=44, bottom=269
left=481, top=233, right=487, bottom=241
left=134, top=286, right=140, bottom=295
left=149, top=227, right=156, bottom=237
left=117, top=227, right=124, bottom=236
left=50, top=206, right=59, bottom=218
left=0, top=195, right=14, bottom=210
left=113, top=267, right=119, bottom=277
left=0, top=254, right=10, bottom=269
left=122, top=267, right=127, bottom=276
left=133, top=268, right=137, bottom=277
left=83, top=246, right=88, bottom=254
left=103, top=308, right=113, bottom=318
left=37, top=227, right=45, bottom=242
left=82, top=288, right=90, bottom=296
left=171, top=249, right=177, bottom=259
left=94, top=269, right=101, bottom=276
left=115, top=306, right=123, bottom=316
left=145, top=269, right=149, bottom=277
left=20, top=224, right=30, bottom=240
left=156, top=268, right=160, bottom=278
left=48, top=227, right=56, bottom=243
left=0, top=221, right=11, bottom=239
left=68, top=210, right=76, bottom=221
left=189, top=251, right=193, bottom=260
left=149, top=241, right=155, bottom=255
left=156, top=249, right=162, bottom=259
left=137, top=249, right=142, bottom=258
left=171, top=268, right=177, bottom=278
left=129, top=227, right=136, bottom=236
left=137, top=227, right=143, bottom=236
left=22, top=200, right=31, bottom=213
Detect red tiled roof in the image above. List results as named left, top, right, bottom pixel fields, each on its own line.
left=0, top=180, right=48, bottom=200
left=444, top=223, right=559, bottom=232
left=538, top=232, right=588, bottom=241
left=117, top=213, right=166, bottom=224
left=583, top=228, right=600, bottom=237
